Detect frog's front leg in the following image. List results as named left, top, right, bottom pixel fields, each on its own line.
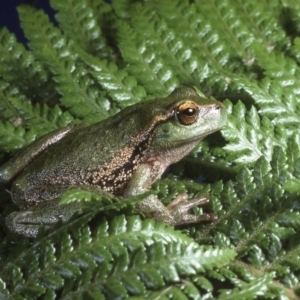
left=7, top=184, right=112, bottom=238
left=124, top=163, right=217, bottom=226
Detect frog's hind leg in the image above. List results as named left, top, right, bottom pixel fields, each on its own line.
left=6, top=184, right=112, bottom=238
left=6, top=198, right=81, bottom=238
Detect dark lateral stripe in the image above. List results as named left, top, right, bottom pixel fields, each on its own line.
left=86, top=109, right=174, bottom=193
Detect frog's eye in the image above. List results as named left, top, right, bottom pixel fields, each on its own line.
left=176, top=102, right=198, bottom=125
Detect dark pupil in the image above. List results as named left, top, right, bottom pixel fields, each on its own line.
left=183, top=108, right=195, bottom=116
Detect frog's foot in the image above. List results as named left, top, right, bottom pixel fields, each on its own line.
left=165, top=193, right=217, bottom=225
left=6, top=211, right=54, bottom=238
left=6, top=199, right=81, bottom=238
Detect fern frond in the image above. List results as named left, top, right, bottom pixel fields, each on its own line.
left=221, top=99, right=287, bottom=163
left=17, top=5, right=110, bottom=121
left=0, top=215, right=235, bottom=299
left=8, top=98, right=74, bottom=134
left=228, top=41, right=300, bottom=129
left=115, top=1, right=216, bottom=94
left=0, top=80, right=22, bottom=123
left=0, top=122, right=36, bottom=152
left=113, top=0, right=288, bottom=96
left=76, top=47, right=147, bottom=107
left=216, top=271, right=275, bottom=300
left=0, top=28, right=54, bottom=104
left=193, top=145, right=300, bottom=293
left=50, top=0, right=112, bottom=57
left=0, top=92, right=74, bottom=150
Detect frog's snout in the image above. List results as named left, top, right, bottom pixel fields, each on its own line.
left=221, top=105, right=227, bottom=126
left=215, top=101, right=227, bottom=127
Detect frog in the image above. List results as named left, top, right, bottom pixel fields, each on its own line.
left=0, top=87, right=227, bottom=238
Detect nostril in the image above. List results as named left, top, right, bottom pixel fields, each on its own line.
left=215, top=102, right=226, bottom=110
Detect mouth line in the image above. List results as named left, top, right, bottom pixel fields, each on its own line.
left=172, top=127, right=223, bottom=144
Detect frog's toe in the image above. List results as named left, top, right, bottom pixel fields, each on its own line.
left=6, top=211, right=33, bottom=226
left=166, top=194, right=217, bottom=225
left=177, top=213, right=218, bottom=224
left=6, top=211, right=40, bottom=238
left=167, top=193, right=209, bottom=211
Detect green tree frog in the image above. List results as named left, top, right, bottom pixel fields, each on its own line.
left=0, top=87, right=227, bottom=237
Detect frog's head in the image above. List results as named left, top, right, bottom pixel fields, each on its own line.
left=147, top=87, right=227, bottom=151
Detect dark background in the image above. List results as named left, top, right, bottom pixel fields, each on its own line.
left=0, top=0, right=56, bottom=45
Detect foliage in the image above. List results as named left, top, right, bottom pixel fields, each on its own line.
left=0, top=0, right=300, bottom=298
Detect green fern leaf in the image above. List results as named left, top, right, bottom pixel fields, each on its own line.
left=231, top=74, right=300, bottom=128
left=17, top=5, right=110, bottom=121
left=222, top=100, right=264, bottom=163
left=0, top=122, right=36, bottom=152
left=0, top=80, right=24, bottom=123
left=0, top=97, right=74, bottom=151
left=283, top=178, right=300, bottom=194
left=8, top=98, right=74, bottom=134
left=221, top=99, right=290, bottom=164
left=76, top=47, right=147, bottom=108
left=50, top=0, right=112, bottom=57
left=0, top=215, right=235, bottom=299
left=217, top=272, right=275, bottom=300
left=0, top=28, right=54, bottom=105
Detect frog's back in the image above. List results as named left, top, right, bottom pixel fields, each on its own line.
left=14, top=111, right=147, bottom=196
left=0, top=126, right=75, bottom=185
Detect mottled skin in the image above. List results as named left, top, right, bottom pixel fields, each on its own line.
left=0, top=87, right=227, bottom=237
